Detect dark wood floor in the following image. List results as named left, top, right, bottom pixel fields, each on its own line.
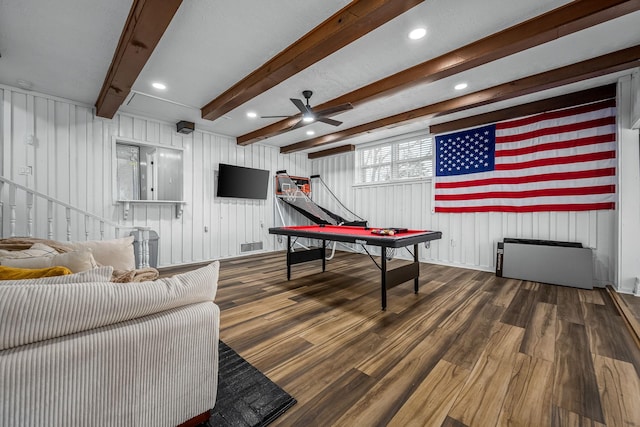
left=622, top=293, right=640, bottom=320
left=619, top=292, right=640, bottom=335
left=178, top=250, right=640, bottom=426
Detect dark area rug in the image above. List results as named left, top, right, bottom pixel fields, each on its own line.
left=198, top=341, right=297, bottom=427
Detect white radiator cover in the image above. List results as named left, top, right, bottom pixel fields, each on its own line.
left=502, top=240, right=593, bottom=289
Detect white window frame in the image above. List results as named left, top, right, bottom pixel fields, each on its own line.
left=354, top=131, right=433, bottom=186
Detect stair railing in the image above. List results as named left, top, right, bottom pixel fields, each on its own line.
left=0, top=176, right=151, bottom=268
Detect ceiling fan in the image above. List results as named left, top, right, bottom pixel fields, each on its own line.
left=261, top=90, right=353, bottom=130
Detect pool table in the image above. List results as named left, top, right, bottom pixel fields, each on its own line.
left=268, top=225, right=442, bottom=310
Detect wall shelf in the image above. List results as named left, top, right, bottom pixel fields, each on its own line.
left=118, top=200, right=186, bottom=219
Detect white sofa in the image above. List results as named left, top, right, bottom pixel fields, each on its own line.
left=0, top=261, right=220, bottom=427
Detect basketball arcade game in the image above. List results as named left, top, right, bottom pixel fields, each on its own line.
left=273, top=171, right=366, bottom=257
left=273, top=172, right=366, bottom=228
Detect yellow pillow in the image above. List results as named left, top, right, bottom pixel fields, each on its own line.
left=0, top=266, right=73, bottom=280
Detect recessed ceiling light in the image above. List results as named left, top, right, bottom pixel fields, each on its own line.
left=454, top=83, right=468, bottom=90
left=306, top=130, right=315, bottom=136
left=246, top=111, right=257, bottom=118
left=152, top=82, right=166, bottom=90
left=408, top=27, right=426, bottom=40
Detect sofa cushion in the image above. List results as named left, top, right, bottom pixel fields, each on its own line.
left=0, top=261, right=219, bottom=350
left=0, top=266, right=72, bottom=280
left=0, top=266, right=114, bottom=285
left=0, top=249, right=98, bottom=273
left=66, top=236, right=135, bottom=271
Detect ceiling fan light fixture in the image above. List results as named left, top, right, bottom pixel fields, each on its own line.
left=408, top=27, right=426, bottom=40
left=263, top=90, right=350, bottom=131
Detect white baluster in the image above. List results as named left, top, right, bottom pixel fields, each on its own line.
left=100, top=221, right=105, bottom=240
left=84, top=215, right=90, bottom=241
left=9, top=184, right=16, bottom=237
left=47, top=200, right=54, bottom=239
left=26, top=191, right=34, bottom=237
left=66, top=207, right=71, bottom=241
left=141, top=227, right=150, bottom=268
left=137, top=231, right=144, bottom=268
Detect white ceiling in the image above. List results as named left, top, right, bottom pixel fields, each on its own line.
left=1, top=0, right=639, bottom=155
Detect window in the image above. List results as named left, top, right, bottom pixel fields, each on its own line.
left=355, top=134, right=433, bottom=184
left=114, top=139, right=184, bottom=201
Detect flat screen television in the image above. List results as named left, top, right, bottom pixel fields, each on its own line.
left=216, top=163, right=270, bottom=200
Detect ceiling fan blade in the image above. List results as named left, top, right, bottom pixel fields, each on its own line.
left=290, top=119, right=306, bottom=130
left=318, top=117, right=342, bottom=127
left=314, top=102, right=353, bottom=117
left=290, top=98, right=310, bottom=114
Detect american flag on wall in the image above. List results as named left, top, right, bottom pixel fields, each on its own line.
left=434, top=99, right=616, bottom=213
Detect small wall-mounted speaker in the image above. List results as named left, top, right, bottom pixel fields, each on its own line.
left=176, top=120, right=194, bottom=134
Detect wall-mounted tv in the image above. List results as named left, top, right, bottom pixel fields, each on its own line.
left=216, top=163, right=270, bottom=200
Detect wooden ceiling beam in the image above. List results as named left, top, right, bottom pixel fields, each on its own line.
left=280, top=45, right=640, bottom=153
left=430, top=84, right=616, bottom=135
left=239, top=0, right=639, bottom=146
left=95, top=0, right=182, bottom=119
left=308, top=145, right=355, bottom=159
left=201, top=0, right=425, bottom=122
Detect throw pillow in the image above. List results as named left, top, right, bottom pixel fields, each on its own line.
left=0, top=265, right=114, bottom=285
left=1, top=249, right=98, bottom=273
left=0, top=244, right=57, bottom=260
left=67, top=236, right=136, bottom=271
left=172, top=261, right=220, bottom=301
left=0, top=265, right=72, bottom=280
left=29, top=243, right=60, bottom=255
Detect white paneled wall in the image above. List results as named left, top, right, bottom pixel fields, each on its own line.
left=313, top=151, right=616, bottom=287
left=0, top=83, right=629, bottom=286
left=0, top=85, right=310, bottom=266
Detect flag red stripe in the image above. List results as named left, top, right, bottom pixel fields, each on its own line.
left=495, top=133, right=615, bottom=157
left=435, top=168, right=616, bottom=189
left=497, top=99, right=616, bottom=130
left=435, top=185, right=615, bottom=201
left=495, top=151, right=615, bottom=170
left=434, top=202, right=615, bottom=213
left=495, top=117, right=615, bottom=143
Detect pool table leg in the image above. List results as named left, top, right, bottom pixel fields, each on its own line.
left=322, top=239, right=326, bottom=272
left=381, top=247, right=387, bottom=311
left=414, top=243, right=419, bottom=294
left=286, top=236, right=291, bottom=281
